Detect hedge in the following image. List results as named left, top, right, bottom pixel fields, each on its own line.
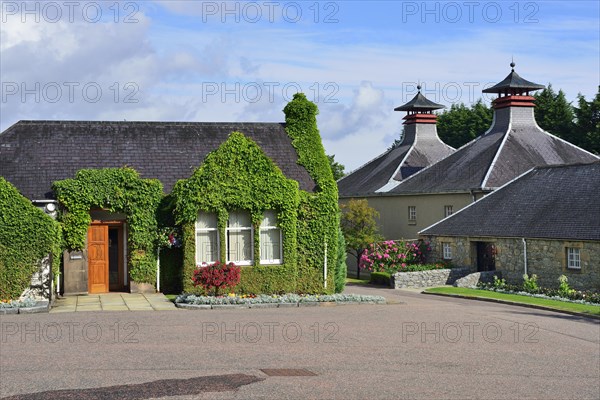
left=0, top=178, right=61, bottom=300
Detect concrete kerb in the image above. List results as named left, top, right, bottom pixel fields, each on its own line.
left=421, top=291, right=600, bottom=320
left=175, top=300, right=388, bottom=310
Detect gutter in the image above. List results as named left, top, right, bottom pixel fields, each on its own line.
left=522, top=238, right=528, bottom=276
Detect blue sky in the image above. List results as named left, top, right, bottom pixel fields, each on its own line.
left=1, top=1, right=598, bottom=170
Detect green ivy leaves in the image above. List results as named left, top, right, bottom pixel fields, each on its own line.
left=53, top=167, right=163, bottom=284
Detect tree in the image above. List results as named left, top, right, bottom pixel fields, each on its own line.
left=340, top=199, right=383, bottom=278
left=534, top=84, right=577, bottom=144
left=573, top=87, right=600, bottom=155
left=327, top=154, right=346, bottom=181
left=436, top=100, right=492, bottom=148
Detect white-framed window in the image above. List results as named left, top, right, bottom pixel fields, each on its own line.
left=195, top=212, right=219, bottom=264
left=442, top=243, right=452, bottom=260
left=444, top=205, right=453, bottom=217
left=566, top=247, right=581, bottom=270
left=260, top=210, right=282, bottom=264
left=408, top=206, right=417, bottom=221
left=227, top=211, right=253, bottom=265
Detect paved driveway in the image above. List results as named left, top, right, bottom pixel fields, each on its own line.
left=1, top=285, right=598, bottom=399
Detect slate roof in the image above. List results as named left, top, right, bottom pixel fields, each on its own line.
left=0, top=121, right=316, bottom=199
left=389, top=106, right=599, bottom=194
left=483, top=64, right=545, bottom=94
left=420, top=162, right=600, bottom=241
left=394, top=91, right=445, bottom=112
left=337, top=123, right=455, bottom=197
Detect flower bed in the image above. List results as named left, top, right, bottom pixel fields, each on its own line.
left=477, top=275, right=600, bottom=305
left=0, top=297, right=37, bottom=309
left=176, top=293, right=386, bottom=306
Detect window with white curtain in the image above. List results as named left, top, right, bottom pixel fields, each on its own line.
left=227, top=211, right=253, bottom=265
left=195, top=212, right=219, bottom=264
left=260, top=210, right=282, bottom=264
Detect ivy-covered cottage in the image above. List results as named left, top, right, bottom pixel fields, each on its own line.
left=420, top=162, right=600, bottom=291
left=0, top=94, right=340, bottom=297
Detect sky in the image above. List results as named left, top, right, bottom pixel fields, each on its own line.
left=1, top=0, right=599, bottom=172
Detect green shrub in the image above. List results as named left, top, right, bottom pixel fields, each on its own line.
left=370, top=272, right=391, bottom=286
left=557, top=275, right=575, bottom=298
left=493, top=275, right=507, bottom=289
left=522, top=274, right=539, bottom=293
left=0, top=178, right=61, bottom=300
left=334, top=228, right=347, bottom=293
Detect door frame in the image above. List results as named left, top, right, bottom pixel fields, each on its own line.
left=89, top=220, right=127, bottom=293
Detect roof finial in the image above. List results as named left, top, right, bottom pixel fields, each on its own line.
left=417, top=83, right=422, bottom=92
left=510, top=57, right=515, bottom=71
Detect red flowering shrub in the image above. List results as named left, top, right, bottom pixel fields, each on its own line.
left=192, top=261, right=241, bottom=296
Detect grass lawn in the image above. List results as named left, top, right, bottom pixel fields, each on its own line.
left=424, top=287, right=600, bottom=316
left=346, top=278, right=370, bottom=285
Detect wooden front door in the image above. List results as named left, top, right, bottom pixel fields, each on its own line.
left=88, top=225, right=109, bottom=293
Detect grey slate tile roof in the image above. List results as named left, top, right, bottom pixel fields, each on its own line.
left=338, top=123, right=455, bottom=197
left=390, top=106, right=599, bottom=194
left=0, top=121, right=316, bottom=199
left=420, top=162, right=600, bottom=241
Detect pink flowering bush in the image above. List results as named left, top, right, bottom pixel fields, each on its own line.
left=359, top=240, right=432, bottom=274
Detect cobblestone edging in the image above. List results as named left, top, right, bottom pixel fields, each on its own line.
left=0, top=301, right=50, bottom=315
left=176, top=301, right=384, bottom=310
left=393, top=268, right=471, bottom=289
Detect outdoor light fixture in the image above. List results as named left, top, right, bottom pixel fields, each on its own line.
left=45, top=203, right=56, bottom=213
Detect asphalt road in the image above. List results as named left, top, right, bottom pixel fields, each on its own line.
left=1, top=285, right=599, bottom=400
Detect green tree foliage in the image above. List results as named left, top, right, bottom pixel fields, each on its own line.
left=436, top=100, right=493, bottom=148
left=327, top=154, right=346, bottom=181
left=0, top=178, right=61, bottom=299
left=340, top=199, right=382, bottom=279
left=534, top=85, right=576, bottom=143
left=573, top=87, right=600, bottom=155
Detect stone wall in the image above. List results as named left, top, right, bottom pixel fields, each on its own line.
left=392, top=267, right=471, bottom=289
left=422, top=235, right=600, bottom=291
left=454, top=271, right=499, bottom=288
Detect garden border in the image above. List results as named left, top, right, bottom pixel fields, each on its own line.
left=422, top=291, right=600, bottom=320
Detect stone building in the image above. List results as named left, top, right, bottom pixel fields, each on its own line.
left=339, top=63, right=599, bottom=276
left=420, top=162, right=600, bottom=291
